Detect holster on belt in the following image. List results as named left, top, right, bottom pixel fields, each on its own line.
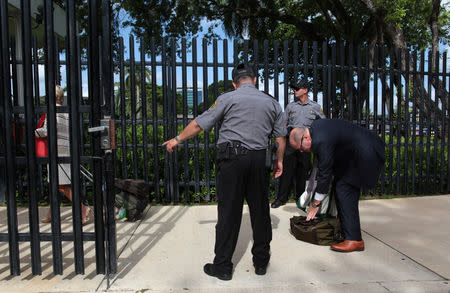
left=216, top=141, right=248, bottom=161
left=265, top=140, right=279, bottom=170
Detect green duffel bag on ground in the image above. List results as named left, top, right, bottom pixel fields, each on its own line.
left=290, top=215, right=343, bottom=245
left=115, top=191, right=148, bottom=222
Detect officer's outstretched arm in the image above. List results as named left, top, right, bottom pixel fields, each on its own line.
left=163, top=120, right=203, bottom=153
left=273, top=136, right=286, bottom=178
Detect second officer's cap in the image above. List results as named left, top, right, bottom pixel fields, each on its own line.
left=232, top=63, right=256, bottom=82
left=290, top=78, right=310, bottom=91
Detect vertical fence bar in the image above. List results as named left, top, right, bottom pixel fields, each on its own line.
left=32, top=36, right=40, bottom=107
left=32, top=17, right=43, bottom=277
left=263, top=40, right=269, bottom=94
left=322, top=42, right=328, bottom=116
left=331, top=44, right=337, bottom=118
left=88, top=0, right=105, bottom=274
left=396, top=48, right=402, bottom=194
left=162, top=39, right=170, bottom=201
left=303, top=41, right=308, bottom=80
left=433, top=52, right=440, bottom=192
left=411, top=51, right=418, bottom=193
left=404, top=50, right=410, bottom=194
left=348, top=43, right=354, bottom=122
left=425, top=51, right=432, bottom=192
left=119, top=38, right=127, bottom=178
left=181, top=38, right=190, bottom=202
left=373, top=46, right=382, bottom=193
left=46, top=0, right=63, bottom=275
left=293, top=40, right=298, bottom=84
left=418, top=51, right=425, bottom=193
left=67, top=0, right=85, bottom=273
left=283, top=40, right=289, bottom=107
left=192, top=39, right=200, bottom=196
left=129, top=36, right=138, bottom=178
left=213, top=39, right=219, bottom=154
left=150, top=37, right=160, bottom=201
left=356, top=44, right=362, bottom=125
left=274, top=41, right=279, bottom=101
left=253, top=40, right=259, bottom=88
left=141, top=37, right=149, bottom=184
left=223, top=40, right=229, bottom=92
left=0, top=0, right=20, bottom=276
left=202, top=39, right=210, bottom=200
left=312, top=41, right=318, bottom=102
left=440, top=52, right=447, bottom=193
left=373, top=45, right=379, bottom=137
left=447, top=50, right=450, bottom=193
left=33, top=36, right=45, bottom=204
left=339, top=42, right=345, bottom=118
left=171, top=38, right=179, bottom=202
left=45, top=1, right=63, bottom=274
left=388, top=48, right=394, bottom=193
left=380, top=46, right=387, bottom=193
left=365, top=45, right=370, bottom=132
left=21, top=0, right=41, bottom=275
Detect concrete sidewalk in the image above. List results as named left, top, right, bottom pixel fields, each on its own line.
left=0, top=195, right=449, bottom=293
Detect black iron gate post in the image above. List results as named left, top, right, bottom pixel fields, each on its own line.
left=101, top=0, right=118, bottom=275
left=0, top=0, right=116, bottom=277
left=0, top=0, right=20, bottom=276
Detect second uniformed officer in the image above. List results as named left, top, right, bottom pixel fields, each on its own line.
left=271, top=79, right=325, bottom=208
left=163, top=64, right=286, bottom=280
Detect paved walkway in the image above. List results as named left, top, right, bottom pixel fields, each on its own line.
left=0, top=195, right=449, bottom=292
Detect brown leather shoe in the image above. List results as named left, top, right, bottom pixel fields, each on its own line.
left=330, top=240, right=365, bottom=252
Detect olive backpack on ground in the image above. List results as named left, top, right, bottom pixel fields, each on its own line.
left=290, top=215, right=343, bottom=245
left=114, top=179, right=151, bottom=222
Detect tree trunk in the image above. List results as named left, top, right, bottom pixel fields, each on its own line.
left=360, top=0, right=448, bottom=125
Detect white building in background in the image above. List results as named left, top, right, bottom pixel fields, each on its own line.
left=176, top=87, right=203, bottom=113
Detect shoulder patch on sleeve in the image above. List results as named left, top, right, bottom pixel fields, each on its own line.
left=209, top=99, right=218, bottom=110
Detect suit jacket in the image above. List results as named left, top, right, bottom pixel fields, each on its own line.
left=310, top=119, right=385, bottom=193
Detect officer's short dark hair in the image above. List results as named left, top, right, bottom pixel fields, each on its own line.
left=289, top=78, right=310, bottom=91
left=232, top=63, right=256, bottom=83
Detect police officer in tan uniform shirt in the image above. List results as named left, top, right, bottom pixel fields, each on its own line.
left=163, top=64, right=286, bottom=280
left=271, top=79, right=325, bottom=208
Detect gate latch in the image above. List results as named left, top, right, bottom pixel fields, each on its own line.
left=88, top=118, right=116, bottom=150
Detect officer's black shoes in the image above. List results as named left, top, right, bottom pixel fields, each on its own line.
left=255, top=264, right=268, bottom=275
left=271, top=199, right=285, bottom=208
left=203, top=263, right=232, bottom=281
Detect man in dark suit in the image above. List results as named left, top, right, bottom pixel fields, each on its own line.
left=290, top=119, right=385, bottom=252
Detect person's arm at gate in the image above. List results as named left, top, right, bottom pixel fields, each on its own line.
left=163, top=120, right=203, bottom=153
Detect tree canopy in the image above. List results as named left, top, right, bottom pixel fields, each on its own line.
left=114, top=0, right=449, bottom=52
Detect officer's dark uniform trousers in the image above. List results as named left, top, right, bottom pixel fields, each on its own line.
left=277, top=143, right=310, bottom=202
left=214, top=149, right=271, bottom=274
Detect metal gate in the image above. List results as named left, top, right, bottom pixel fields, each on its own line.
left=0, top=0, right=116, bottom=276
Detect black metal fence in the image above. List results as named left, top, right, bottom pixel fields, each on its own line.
left=114, top=37, right=449, bottom=202
left=0, top=0, right=116, bottom=277
left=1, top=0, right=449, bottom=278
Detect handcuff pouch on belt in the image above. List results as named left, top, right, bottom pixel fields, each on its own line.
left=216, top=141, right=248, bottom=161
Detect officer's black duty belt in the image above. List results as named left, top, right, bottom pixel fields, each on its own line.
left=216, top=141, right=249, bottom=160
